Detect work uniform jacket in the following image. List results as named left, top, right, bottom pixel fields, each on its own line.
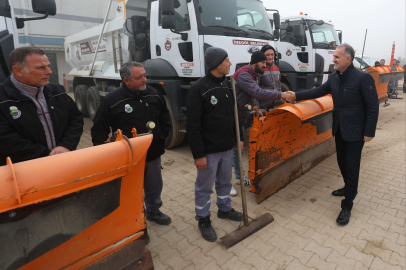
left=186, top=72, right=243, bottom=160
left=233, top=65, right=281, bottom=125
left=0, top=77, right=84, bottom=166
left=295, top=64, right=379, bottom=142
left=91, top=84, right=171, bottom=162
left=258, top=63, right=283, bottom=108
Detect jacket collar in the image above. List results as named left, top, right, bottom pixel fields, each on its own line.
left=1, top=77, right=35, bottom=101
left=336, top=63, right=354, bottom=80
left=122, top=82, right=150, bottom=98
left=206, top=71, right=226, bottom=84
left=248, top=64, right=259, bottom=78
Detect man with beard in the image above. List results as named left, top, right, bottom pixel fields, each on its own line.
left=232, top=51, right=293, bottom=187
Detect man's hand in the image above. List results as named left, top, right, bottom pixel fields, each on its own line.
left=195, top=157, right=207, bottom=169
left=282, top=91, right=296, bottom=102
left=258, top=110, right=263, bottom=117
left=364, top=136, right=373, bottom=142
left=236, top=141, right=244, bottom=152
left=49, top=146, right=70, bottom=156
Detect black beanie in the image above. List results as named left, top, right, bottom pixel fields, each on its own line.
left=250, top=51, right=267, bottom=65
left=260, top=45, right=276, bottom=54
left=205, top=47, right=228, bottom=70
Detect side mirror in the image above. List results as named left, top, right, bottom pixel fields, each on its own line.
left=31, top=0, right=56, bottom=16
left=273, top=13, right=280, bottom=30
left=273, top=29, right=280, bottom=40
left=162, top=0, right=175, bottom=15
left=315, top=20, right=324, bottom=26
left=293, top=25, right=300, bottom=38
left=338, top=31, right=342, bottom=43
left=162, top=14, right=176, bottom=29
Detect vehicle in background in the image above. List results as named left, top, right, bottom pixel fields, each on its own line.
left=65, top=0, right=280, bottom=148
left=0, top=0, right=56, bottom=82
left=268, top=13, right=342, bottom=92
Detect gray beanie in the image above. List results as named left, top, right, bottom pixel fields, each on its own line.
left=205, top=47, right=228, bottom=70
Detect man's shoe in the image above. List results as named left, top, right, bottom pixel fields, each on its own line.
left=230, top=186, right=237, bottom=196
left=198, top=216, right=217, bottom=242
left=336, top=209, right=351, bottom=225
left=217, top=208, right=243, bottom=221
left=243, top=175, right=251, bottom=186
left=332, top=187, right=345, bottom=197
left=236, top=178, right=241, bottom=185
left=146, top=210, right=172, bottom=225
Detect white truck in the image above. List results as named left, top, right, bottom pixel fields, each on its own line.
left=0, top=0, right=56, bottom=81
left=65, top=0, right=281, bottom=148
left=268, top=13, right=342, bottom=92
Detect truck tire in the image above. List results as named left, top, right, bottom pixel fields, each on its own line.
left=164, top=95, right=185, bottom=149
left=74, top=85, right=89, bottom=117
left=86, top=86, right=100, bottom=121
left=281, top=82, right=291, bottom=92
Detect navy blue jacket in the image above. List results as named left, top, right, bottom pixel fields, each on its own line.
left=295, top=64, right=379, bottom=142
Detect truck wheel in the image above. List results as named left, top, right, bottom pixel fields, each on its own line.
left=86, top=86, right=100, bottom=121
left=164, top=95, right=185, bottom=149
left=74, top=85, right=89, bottom=117
left=281, top=82, right=291, bottom=92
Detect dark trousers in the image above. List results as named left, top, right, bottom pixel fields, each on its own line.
left=335, top=128, right=365, bottom=210
left=144, top=157, right=163, bottom=213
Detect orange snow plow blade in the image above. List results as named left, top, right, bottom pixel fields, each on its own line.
left=365, top=65, right=405, bottom=104
left=249, top=95, right=335, bottom=204
left=0, top=131, right=154, bottom=270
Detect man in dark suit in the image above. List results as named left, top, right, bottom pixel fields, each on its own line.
left=287, top=43, right=379, bottom=225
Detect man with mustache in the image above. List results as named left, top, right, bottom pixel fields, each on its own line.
left=91, top=61, right=172, bottom=237
left=232, top=51, right=293, bottom=187
left=0, top=46, right=83, bottom=166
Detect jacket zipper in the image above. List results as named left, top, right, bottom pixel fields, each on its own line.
left=36, top=90, right=56, bottom=148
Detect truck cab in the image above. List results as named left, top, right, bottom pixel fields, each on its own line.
left=269, top=13, right=342, bottom=92
left=65, top=0, right=280, bottom=148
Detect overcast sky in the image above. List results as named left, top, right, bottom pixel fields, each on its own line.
left=263, top=0, right=406, bottom=63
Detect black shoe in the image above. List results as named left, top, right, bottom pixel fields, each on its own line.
left=146, top=210, right=172, bottom=225
left=336, top=209, right=351, bottom=225
left=198, top=216, right=217, bottom=242
left=332, top=187, right=345, bottom=197
left=217, top=208, right=243, bottom=221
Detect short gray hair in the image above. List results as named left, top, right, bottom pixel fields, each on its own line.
left=337, top=43, right=355, bottom=61
left=119, top=61, right=143, bottom=80
left=10, top=46, right=46, bottom=72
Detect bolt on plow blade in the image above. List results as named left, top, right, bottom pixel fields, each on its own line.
left=221, top=213, right=274, bottom=249
left=249, top=95, right=336, bottom=204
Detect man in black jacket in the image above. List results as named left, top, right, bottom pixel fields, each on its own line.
left=287, top=43, right=379, bottom=225
left=0, top=47, right=83, bottom=166
left=186, top=47, right=243, bottom=242
left=91, top=61, right=172, bottom=226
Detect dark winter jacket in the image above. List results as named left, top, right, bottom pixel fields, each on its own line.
left=295, top=64, right=379, bottom=142
left=186, top=72, right=243, bottom=160
left=258, top=63, right=282, bottom=108
left=233, top=65, right=281, bottom=125
left=91, top=84, right=171, bottom=162
left=0, top=77, right=84, bottom=166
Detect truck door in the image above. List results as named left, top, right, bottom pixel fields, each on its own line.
left=151, top=0, right=201, bottom=77
left=278, top=20, right=313, bottom=74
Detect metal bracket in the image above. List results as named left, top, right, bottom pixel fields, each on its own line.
left=6, top=157, right=21, bottom=204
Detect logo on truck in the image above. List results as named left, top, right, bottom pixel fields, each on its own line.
left=165, top=35, right=171, bottom=51
left=247, top=46, right=260, bottom=54
left=232, top=39, right=269, bottom=46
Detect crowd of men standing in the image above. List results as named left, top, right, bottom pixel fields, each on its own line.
left=0, top=43, right=382, bottom=242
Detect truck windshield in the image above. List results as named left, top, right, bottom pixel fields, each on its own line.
left=196, top=0, right=274, bottom=39
left=308, top=21, right=341, bottom=49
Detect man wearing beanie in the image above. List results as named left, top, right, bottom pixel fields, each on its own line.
left=258, top=45, right=285, bottom=108
left=232, top=51, right=291, bottom=186
left=186, top=47, right=244, bottom=242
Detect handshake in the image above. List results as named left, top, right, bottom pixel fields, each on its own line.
left=281, top=91, right=296, bottom=103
